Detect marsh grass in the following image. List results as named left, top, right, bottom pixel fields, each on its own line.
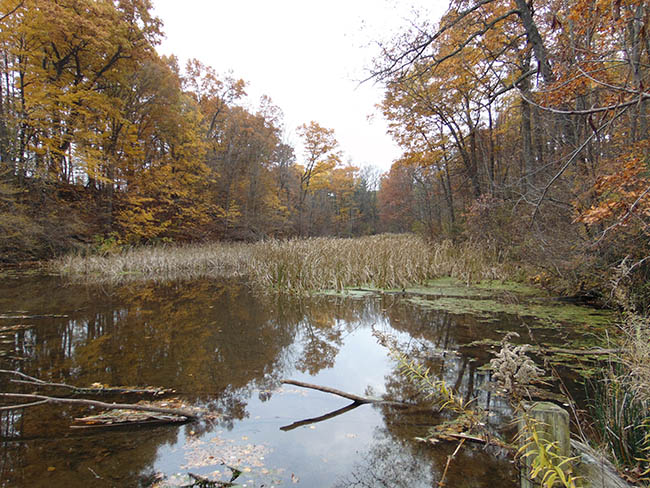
left=56, top=242, right=252, bottom=283
left=591, top=366, right=650, bottom=482
left=621, top=312, right=650, bottom=404
left=55, top=234, right=515, bottom=292
left=583, top=312, right=650, bottom=484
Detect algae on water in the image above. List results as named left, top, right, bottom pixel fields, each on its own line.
left=407, top=295, right=613, bottom=326
left=320, top=278, right=613, bottom=328
left=401, top=279, right=612, bottom=328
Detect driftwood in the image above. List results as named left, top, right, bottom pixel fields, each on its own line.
left=279, top=380, right=412, bottom=432
left=0, top=369, right=172, bottom=396
left=282, top=379, right=410, bottom=407
left=71, top=413, right=189, bottom=429
left=0, top=393, right=198, bottom=420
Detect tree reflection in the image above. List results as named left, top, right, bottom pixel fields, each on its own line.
left=294, top=318, right=343, bottom=374
left=334, top=421, right=517, bottom=487
left=0, top=277, right=384, bottom=487
left=0, top=277, right=520, bottom=487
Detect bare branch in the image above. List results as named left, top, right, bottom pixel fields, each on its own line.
left=0, top=0, right=23, bottom=23
left=282, top=379, right=409, bottom=407
left=530, top=105, right=629, bottom=223
left=280, top=402, right=361, bottom=432
left=517, top=87, right=650, bottom=115
left=0, top=393, right=199, bottom=419
left=0, top=370, right=171, bottom=395
left=368, top=0, right=499, bottom=81
left=0, top=399, right=48, bottom=411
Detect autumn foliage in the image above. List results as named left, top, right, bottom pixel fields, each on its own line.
left=374, top=0, right=649, bottom=303
left=1, top=0, right=648, bottom=306
left=0, top=0, right=378, bottom=261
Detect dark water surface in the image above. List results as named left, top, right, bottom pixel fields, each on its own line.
left=0, top=276, right=583, bottom=487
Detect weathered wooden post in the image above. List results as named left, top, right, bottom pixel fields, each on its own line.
left=519, top=402, right=571, bottom=488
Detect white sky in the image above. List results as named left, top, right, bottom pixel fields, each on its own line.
left=151, top=0, right=446, bottom=173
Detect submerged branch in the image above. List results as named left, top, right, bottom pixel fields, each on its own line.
left=0, top=393, right=199, bottom=420
left=0, top=369, right=172, bottom=396
left=0, top=399, right=48, bottom=411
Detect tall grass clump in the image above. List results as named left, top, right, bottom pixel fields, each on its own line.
left=429, top=238, right=519, bottom=283
left=56, top=241, right=252, bottom=282
left=55, top=233, right=516, bottom=292
left=587, top=299, right=650, bottom=484
left=249, top=235, right=517, bottom=293
left=248, top=234, right=433, bottom=292
left=591, top=362, right=650, bottom=483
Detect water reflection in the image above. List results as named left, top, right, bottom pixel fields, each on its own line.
left=0, top=276, right=529, bottom=487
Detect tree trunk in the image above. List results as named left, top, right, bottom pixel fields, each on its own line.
left=514, top=0, right=554, bottom=84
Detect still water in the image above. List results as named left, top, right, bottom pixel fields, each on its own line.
left=0, top=275, right=582, bottom=487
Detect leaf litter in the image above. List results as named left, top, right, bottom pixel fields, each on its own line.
left=153, top=432, right=286, bottom=487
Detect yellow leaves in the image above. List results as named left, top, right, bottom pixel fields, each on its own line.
left=215, top=201, right=242, bottom=225
left=309, top=159, right=337, bottom=192
left=297, top=122, right=339, bottom=163
left=518, top=418, right=580, bottom=488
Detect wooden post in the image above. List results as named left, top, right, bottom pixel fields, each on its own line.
left=519, top=402, right=570, bottom=488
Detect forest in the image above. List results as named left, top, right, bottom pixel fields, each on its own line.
left=0, top=0, right=380, bottom=261
left=0, top=0, right=648, bottom=306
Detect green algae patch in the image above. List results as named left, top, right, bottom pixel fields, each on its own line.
left=403, top=278, right=545, bottom=299
left=473, top=279, right=544, bottom=297
left=405, top=277, right=493, bottom=298
left=407, top=295, right=614, bottom=327
left=314, top=277, right=546, bottom=301
left=314, top=277, right=612, bottom=329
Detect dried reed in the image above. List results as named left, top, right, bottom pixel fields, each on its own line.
left=55, top=234, right=514, bottom=292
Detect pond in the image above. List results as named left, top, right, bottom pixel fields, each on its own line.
left=0, top=276, right=610, bottom=487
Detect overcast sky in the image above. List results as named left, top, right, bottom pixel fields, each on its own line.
left=151, top=1, right=446, bottom=173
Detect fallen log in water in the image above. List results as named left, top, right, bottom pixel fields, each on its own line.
left=281, top=379, right=411, bottom=407
left=279, top=380, right=414, bottom=433
left=0, top=369, right=173, bottom=396
left=0, top=393, right=199, bottom=420
left=71, top=412, right=190, bottom=429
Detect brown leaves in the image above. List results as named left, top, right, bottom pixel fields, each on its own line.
left=578, top=140, right=650, bottom=229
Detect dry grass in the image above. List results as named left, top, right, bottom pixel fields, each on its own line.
left=55, top=242, right=251, bottom=283
left=621, top=312, right=650, bottom=403
left=55, top=234, right=516, bottom=292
